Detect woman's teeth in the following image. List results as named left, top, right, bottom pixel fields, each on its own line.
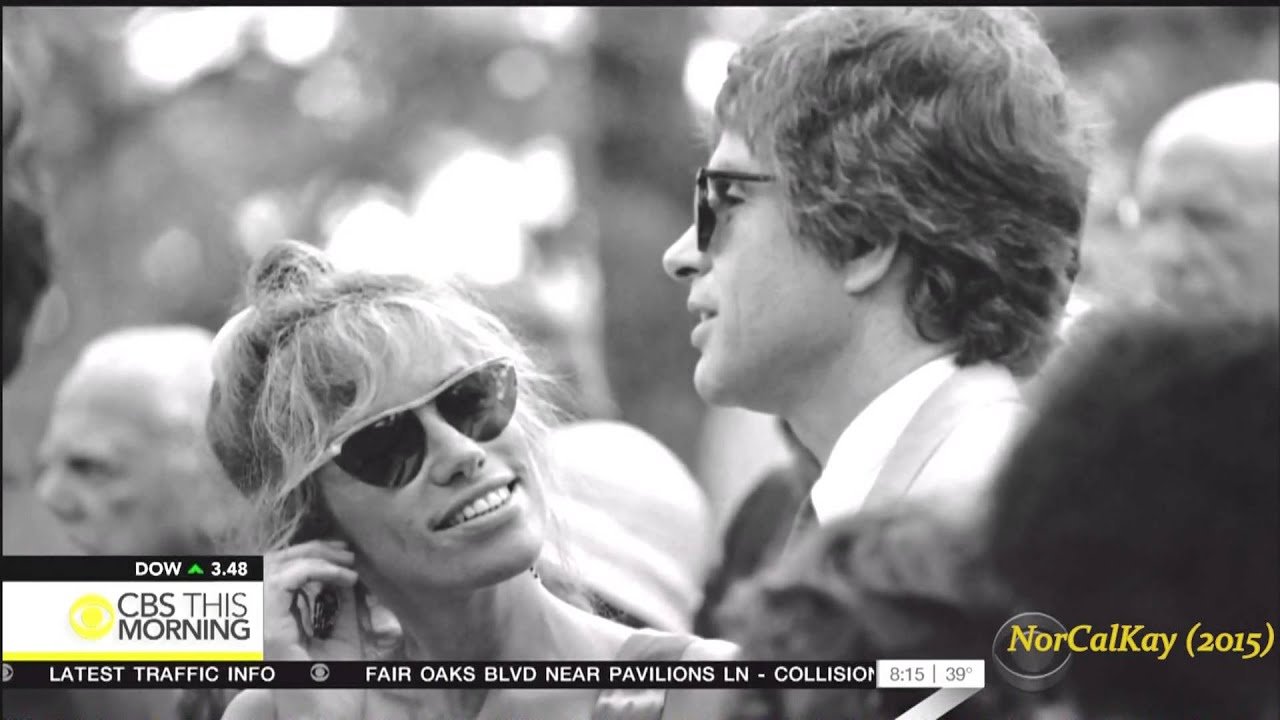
left=445, top=484, right=514, bottom=529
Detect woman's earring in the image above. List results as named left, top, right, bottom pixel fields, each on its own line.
left=529, top=565, right=540, bottom=580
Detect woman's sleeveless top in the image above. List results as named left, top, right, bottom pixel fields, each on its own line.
left=589, top=630, right=697, bottom=720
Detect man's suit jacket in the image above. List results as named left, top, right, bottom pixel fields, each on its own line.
left=787, top=362, right=1026, bottom=548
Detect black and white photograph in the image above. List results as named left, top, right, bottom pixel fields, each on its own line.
left=3, top=6, right=1277, bottom=720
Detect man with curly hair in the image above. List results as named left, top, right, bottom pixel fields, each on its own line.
left=662, top=7, right=1092, bottom=543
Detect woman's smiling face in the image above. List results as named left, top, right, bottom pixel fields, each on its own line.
left=313, top=324, right=547, bottom=591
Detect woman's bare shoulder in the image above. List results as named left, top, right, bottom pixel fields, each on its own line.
left=219, top=688, right=276, bottom=720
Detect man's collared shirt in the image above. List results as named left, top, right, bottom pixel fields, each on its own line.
left=809, top=354, right=958, bottom=523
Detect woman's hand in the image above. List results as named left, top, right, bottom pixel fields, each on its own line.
left=262, top=539, right=367, bottom=720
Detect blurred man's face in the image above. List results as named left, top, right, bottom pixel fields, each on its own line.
left=1134, top=138, right=1280, bottom=311
left=35, top=372, right=197, bottom=555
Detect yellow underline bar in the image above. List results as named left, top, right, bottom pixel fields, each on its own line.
left=3, top=651, right=264, bottom=661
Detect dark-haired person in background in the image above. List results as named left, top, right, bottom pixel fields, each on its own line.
left=693, top=419, right=813, bottom=638
left=2, top=44, right=49, bottom=383
left=662, top=6, right=1093, bottom=548
left=716, top=501, right=1024, bottom=720
left=988, top=313, right=1279, bottom=719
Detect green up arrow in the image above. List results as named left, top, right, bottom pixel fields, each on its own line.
left=187, top=563, right=205, bottom=575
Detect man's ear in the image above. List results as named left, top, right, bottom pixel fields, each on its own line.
left=842, top=236, right=901, bottom=295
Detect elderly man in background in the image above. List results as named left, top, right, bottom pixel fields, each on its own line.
left=33, top=325, right=243, bottom=720
left=35, top=324, right=240, bottom=556
left=1132, top=80, right=1279, bottom=314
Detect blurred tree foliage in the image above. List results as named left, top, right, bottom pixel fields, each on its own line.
left=2, top=6, right=1276, bottom=494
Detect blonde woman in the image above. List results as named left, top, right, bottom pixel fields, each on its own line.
left=213, top=242, right=735, bottom=720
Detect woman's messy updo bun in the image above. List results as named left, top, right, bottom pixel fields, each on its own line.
left=246, top=239, right=335, bottom=306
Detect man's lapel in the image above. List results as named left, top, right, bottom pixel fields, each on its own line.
left=862, top=362, right=1020, bottom=510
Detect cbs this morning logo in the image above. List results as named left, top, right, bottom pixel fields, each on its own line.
left=68, top=590, right=252, bottom=642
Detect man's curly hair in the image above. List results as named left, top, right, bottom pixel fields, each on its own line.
left=715, top=7, right=1093, bottom=376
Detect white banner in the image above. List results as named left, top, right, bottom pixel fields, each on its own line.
left=2, top=581, right=263, bottom=661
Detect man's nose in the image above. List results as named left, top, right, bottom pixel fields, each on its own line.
left=420, top=412, right=487, bottom=487
left=663, top=225, right=709, bottom=282
left=35, top=468, right=84, bottom=522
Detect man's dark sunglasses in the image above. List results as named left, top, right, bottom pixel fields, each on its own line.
left=306, top=358, right=518, bottom=489
left=694, top=167, right=777, bottom=252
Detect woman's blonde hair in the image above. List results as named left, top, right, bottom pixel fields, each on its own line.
left=207, top=241, right=580, bottom=595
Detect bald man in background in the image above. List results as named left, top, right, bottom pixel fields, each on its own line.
left=31, top=325, right=243, bottom=720
left=35, top=325, right=241, bottom=556
left=1133, top=80, right=1280, bottom=313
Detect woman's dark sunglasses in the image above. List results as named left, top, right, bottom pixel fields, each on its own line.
left=694, top=167, right=776, bottom=252
left=306, top=358, right=518, bottom=489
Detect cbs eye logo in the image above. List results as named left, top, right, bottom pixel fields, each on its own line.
left=69, top=594, right=116, bottom=640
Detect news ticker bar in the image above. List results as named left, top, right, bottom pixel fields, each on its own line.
left=0, top=660, right=983, bottom=690
left=2, top=556, right=263, bottom=581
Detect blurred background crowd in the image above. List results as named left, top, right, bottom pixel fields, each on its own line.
left=2, top=6, right=1278, bottom=720
left=4, top=7, right=1278, bottom=541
